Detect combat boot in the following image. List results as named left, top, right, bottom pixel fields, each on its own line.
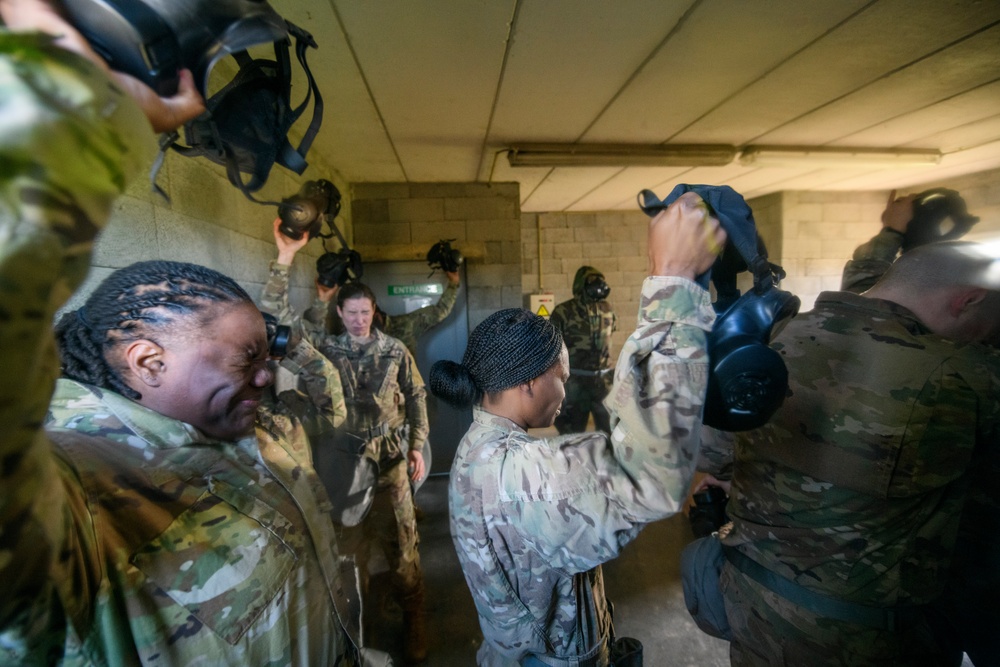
left=402, top=586, right=428, bottom=664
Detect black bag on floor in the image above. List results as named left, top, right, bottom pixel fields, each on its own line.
left=610, top=636, right=643, bottom=667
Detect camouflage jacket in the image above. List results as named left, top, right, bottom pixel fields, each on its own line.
left=550, top=268, right=617, bottom=372
left=840, top=227, right=904, bottom=294
left=261, top=263, right=429, bottom=458
left=42, top=380, right=361, bottom=665
left=0, top=34, right=357, bottom=665
left=269, top=334, right=347, bottom=443
left=721, top=291, right=1000, bottom=607
left=449, top=277, right=715, bottom=666
left=385, top=279, right=459, bottom=356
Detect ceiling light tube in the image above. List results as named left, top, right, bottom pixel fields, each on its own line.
left=739, top=145, right=942, bottom=168
left=506, top=143, right=737, bottom=167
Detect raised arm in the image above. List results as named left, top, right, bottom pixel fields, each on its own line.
left=513, top=193, right=725, bottom=569
left=841, top=190, right=914, bottom=294
left=0, top=9, right=201, bottom=647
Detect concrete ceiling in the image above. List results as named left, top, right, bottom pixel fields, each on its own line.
left=271, top=0, right=1000, bottom=212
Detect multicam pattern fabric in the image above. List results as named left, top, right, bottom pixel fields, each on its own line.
left=0, top=33, right=358, bottom=665
left=260, top=264, right=428, bottom=601
left=719, top=291, right=1000, bottom=665
left=384, top=280, right=459, bottom=357
left=336, top=459, right=423, bottom=598
left=841, top=235, right=1000, bottom=665
left=269, top=334, right=347, bottom=442
left=840, top=228, right=904, bottom=294
left=43, top=380, right=361, bottom=665
left=449, top=276, right=715, bottom=666
left=260, top=263, right=429, bottom=458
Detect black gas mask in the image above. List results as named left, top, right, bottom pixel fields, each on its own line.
left=583, top=274, right=611, bottom=301
left=262, top=312, right=290, bottom=359
left=639, top=185, right=801, bottom=432
left=278, top=179, right=342, bottom=240
left=62, top=0, right=289, bottom=96
left=316, top=248, right=364, bottom=288
left=902, top=188, right=980, bottom=253
left=427, top=239, right=465, bottom=275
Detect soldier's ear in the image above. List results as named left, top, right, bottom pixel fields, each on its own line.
left=123, top=339, right=166, bottom=388
left=948, top=287, right=987, bottom=317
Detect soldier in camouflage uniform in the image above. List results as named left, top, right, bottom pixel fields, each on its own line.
left=263, top=224, right=430, bottom=664
left=0, top=8, right=366, bottom=661
left=549, top=266, right=617, bottom=436
left=838, top=191, right=998, bottom=666
left=382, top=268, right=460, bottom=501
left=708, top=241, right=1000, bottom=666
left=429, top=193, right=726, bottom=667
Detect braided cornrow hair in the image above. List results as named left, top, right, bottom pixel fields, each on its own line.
left=430, top=308, right=563, bottom=408
left=54, top=260, right=252, bottom=400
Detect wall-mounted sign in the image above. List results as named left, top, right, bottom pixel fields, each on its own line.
left=388, top=284, right=444, bottom=296
left=530, top=292, right=555, bottom=318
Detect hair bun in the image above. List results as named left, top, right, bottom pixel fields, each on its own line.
left=429, top=359, right=478, bottom=408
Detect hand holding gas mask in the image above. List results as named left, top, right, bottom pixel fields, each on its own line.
left=639, top=185, right=801, bottom=432
left=274, top=179, right=365, bottom=289
left=426, top=239, right=465, bottom=276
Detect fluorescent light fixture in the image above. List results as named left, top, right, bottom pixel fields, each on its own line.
left=506, top=143, right=737, bottom=168
left=739, top=145, right=942, bottom=168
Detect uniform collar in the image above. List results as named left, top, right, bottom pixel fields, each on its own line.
left=48, top=379, right=258, bottom=453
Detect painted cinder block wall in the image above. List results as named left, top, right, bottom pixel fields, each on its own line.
left=64, top=146, right=350, bottom=318
left=350, top=183, right=523, bottom=330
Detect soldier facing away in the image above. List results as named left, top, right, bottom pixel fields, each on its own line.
left=549, top=266, right=617, bottom=435
left=706, top=240, right=1000, bottom=666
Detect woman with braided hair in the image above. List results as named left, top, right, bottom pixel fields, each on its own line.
left=9, top=259, right=361, bottom=664
left=429, top=192, right=726, bottom=667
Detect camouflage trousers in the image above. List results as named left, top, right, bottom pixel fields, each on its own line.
left=720, top=563, right=946, bottom=667
left=337, top=459, right=424, bottom=601
left=555, top=373, right=612, bottom=435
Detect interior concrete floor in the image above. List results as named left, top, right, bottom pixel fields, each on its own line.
left=363, top=472, right=731, bottom=665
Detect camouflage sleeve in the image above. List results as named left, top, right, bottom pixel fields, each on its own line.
left=0, top=32, right=154, bottom=647
left=513, top=277, right=715, bottom=570
left=388, top=280, right=459, bottom=342
left=697, top=425, right=735, bottom=480
left=260, top=261, right=299, bottom=325
left=399, top=347, right=429, bottom=452
left=303, top=297, right=333, bottom=336
left=840, top=228, right=903, bottom=294
left=280, top=338, right=347, bottom=433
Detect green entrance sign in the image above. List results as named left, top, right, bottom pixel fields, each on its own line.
left=388, top=284, right=443, bottom=297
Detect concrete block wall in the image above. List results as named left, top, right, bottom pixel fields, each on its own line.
left=350, top=182, right=522, bottom=329
left=764, top=190, right=888, bottom=310
left=63, top=147, right=350, bottom=320
left=521, top=210, right=651, bottom=354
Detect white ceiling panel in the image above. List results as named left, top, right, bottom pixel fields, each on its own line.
left=755, top=23, right=1000, bottom=146
left=267, top=0, right=1000, bottom=211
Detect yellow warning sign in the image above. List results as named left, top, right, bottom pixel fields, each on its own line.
left=530, top=292, right=555, bottom=318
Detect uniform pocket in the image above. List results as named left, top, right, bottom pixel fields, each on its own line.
left=130, top=485, right=296, bottom=644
